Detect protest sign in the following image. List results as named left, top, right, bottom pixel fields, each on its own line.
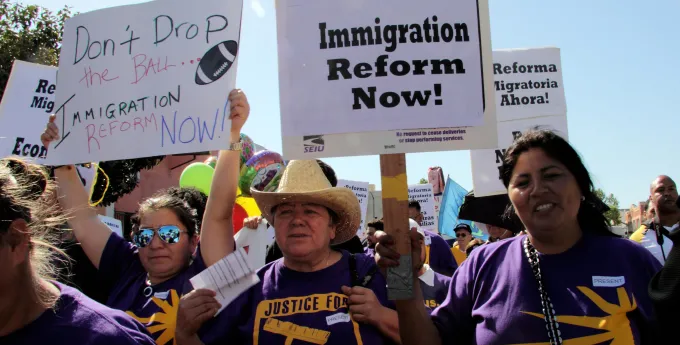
left=408, top=184, right=436, bottom=232
left=44, top=0, right=243, bottom=165
left=0, top=61, right=57, bottom=162
left=493, top=47, right=566, bottom=122
left=278, top=0, right=497, bottom=159
left=471, top=115, right=569, bottom=197
left=338, top=179, right=370, bottom=238
left=98, top=215, right=123, bottom=237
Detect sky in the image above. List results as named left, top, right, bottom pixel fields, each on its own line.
left=37, top=0, right=679, bottom=208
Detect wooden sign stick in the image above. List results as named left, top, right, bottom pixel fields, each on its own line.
left=379, top=153, right=413, bottom=300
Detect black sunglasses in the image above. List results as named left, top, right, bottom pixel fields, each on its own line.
left=133, top=225, right=187, bottom=248
left=456, top=232, right=470, bottom=238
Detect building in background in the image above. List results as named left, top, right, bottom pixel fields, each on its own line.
left=624, top=201, right=650, bottom=234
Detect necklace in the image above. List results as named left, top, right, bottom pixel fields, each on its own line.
left=143, top=276, right=153, bottom=298
left=523, top=237, right=563, bottom=345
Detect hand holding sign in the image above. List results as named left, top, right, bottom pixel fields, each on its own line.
left=40, top=114, right=60, bottom=149
left=227, top=89, right=249, bottom=139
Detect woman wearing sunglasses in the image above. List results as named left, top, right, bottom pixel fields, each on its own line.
left=41, top=89, right=249, bottom=345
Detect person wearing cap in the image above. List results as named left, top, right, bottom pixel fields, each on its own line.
left=451, top=223, right=473, bottom=266
left=175, top=160, right=399, bottom=345
left=410, top=219, right=452, bottom=312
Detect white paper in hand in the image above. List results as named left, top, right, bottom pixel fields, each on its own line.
left=190, top=248, right=260, bottom=315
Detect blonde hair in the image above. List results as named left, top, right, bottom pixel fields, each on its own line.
left=0, top=159, right=67, bottom=308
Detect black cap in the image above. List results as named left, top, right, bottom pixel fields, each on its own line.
left=454, top=223, right=472, bottom=233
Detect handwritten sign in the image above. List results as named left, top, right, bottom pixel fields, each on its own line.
left=0, top=61, right=57, bottom=162
left=277, top=0, right=496, bottom=143
left=45, top=0, right=244, bottom=165
left=337, top=179, right=370, bottom=238
left=408, top=184, right=436, bottom=232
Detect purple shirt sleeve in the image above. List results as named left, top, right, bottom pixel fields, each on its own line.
left=430, top=247, right=479, bottom=343
left=98, top=233, right=142, bottom=286
left=426, top=231, right=458, bottom=277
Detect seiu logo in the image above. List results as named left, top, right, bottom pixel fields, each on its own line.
left=303, top=135, right=325, bottom=153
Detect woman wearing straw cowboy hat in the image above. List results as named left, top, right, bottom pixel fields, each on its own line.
left=176, top=160, right=400, bottom=345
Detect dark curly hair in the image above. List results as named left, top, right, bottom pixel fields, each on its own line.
left=131, top=187, right=207, bottom=237
left=500, top=129, right=616, bottom=237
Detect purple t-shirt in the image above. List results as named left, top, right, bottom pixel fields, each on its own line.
left=425, top=230, right=458, bottom=277
left=199, top=250, right=392, bottom=345
left=421, top=270, right=451, bottom=311
left=431, top=234, right=662, bottom=344
left=0, top=281, right=155, bottom=345
left=99, top=233, right=207, bottom=345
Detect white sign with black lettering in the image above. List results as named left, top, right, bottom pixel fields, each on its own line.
left=338, top=179, right=370, bottom=238
left=408, top=184, right=436, bottom=232
left=493, top=47, right=566, bottom=122
left=98, top=215, right=123, bottom=238
left=0, top=61, right=57, bottom=162
left=471, top=115, right=568, bottom=197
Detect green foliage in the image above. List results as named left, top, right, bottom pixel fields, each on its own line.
left=0, top=0, right=72, bottom=99
left=594, top=188, right=622, bottom=225
left=419, top=178, right=428, bottom=184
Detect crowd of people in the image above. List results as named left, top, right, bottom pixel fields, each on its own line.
left=0, top=88, right=678, bottom=344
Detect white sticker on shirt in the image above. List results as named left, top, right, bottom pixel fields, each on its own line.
left=154, top=291, right=170, bottom=299
left=592, top=276, right=625, bottom=287
left=326, top=313, right=351, bottom=326
left=424, top=235, right=432, bottom=246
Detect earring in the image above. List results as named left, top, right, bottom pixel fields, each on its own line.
left=581, top=196, right=586, bottom=202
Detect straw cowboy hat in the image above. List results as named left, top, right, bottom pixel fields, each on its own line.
left=251, top=160, right=361, bottom=245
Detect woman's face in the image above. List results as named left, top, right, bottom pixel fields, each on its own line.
left=507, top=148, right=582, bottom=238
left=136, top=208, right=196, bottom=281
left=273, top=203, right=336, bottom=259
left=487, top=225, right=508, bottom=239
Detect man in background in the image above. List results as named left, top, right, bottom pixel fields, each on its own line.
left=409, top=200, right=457, bottom=276
left=451, top=223, right=473, bottom=266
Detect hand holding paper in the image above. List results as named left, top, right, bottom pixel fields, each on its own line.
left=189, top=248, right=260, bottom=315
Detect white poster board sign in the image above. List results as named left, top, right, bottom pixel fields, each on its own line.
left=408, top=184, right=436, bottom=232
left=433, top=195, right=441, bottom=234
left=471, top=115, right=569, bottom=197
left=493, top=47, right=566, bottom=122
left=45, top=0, right=243, bottom=165
left=234, top=222, right=270, bottom=269
left=98, top=215, right=123, bottom=238
left=0, top=61, right=57, bottom=162
left=278, top=0, right=497, bottom=159
left=338, top=179, right=370, bottom=238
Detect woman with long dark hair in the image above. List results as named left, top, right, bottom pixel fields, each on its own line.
left=374, top=129, right=661, bottom=344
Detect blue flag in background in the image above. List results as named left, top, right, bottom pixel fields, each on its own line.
left=438, top=177, right=487, bottom=240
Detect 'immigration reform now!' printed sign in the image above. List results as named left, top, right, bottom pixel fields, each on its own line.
left=44, top=0, right=243, bottom=165
left=277, top=0, right=495, bottom=139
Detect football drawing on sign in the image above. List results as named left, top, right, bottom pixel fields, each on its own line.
left=195, top=40, right=239, bottom=85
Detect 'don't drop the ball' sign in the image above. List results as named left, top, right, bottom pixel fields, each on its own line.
left=45, top=0, right=244, bottom=165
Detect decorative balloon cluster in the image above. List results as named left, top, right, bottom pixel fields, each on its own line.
left=178, top=133, right=286, bottom=232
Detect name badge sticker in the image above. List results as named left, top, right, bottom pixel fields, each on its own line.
left=424, top=235, right=432, bottom=246
left=326, top=313, right=351, bottom=326
left=592, top=276, right=625, bottom=287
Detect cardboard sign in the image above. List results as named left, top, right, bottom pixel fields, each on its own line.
left=337, top=179, right=370, bottom=238
left=98, top=215, right=123, bottom=238
left=408, top=184, right=436, bottom=232
left=0, top=61, right=57, bottom=162
left=471, top=115, right=569, bottom=197
left=493, top=47, right=566, bottom=122
left=278, top=0, right=497, bottom=159
left=45, top=0, right=243, bottom=165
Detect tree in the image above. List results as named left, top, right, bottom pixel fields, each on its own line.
left=594, top=188, right=622, bottom=225
left=419, top=178, right=428, bottom=184
left=1, top=1, right=164, bottom=206
left=0, top=0, right=72, bottom=99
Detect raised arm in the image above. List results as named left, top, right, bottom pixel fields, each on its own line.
left=199, top=89, right=250, bottom=267
left=41, top=115, right=112, bottom=268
